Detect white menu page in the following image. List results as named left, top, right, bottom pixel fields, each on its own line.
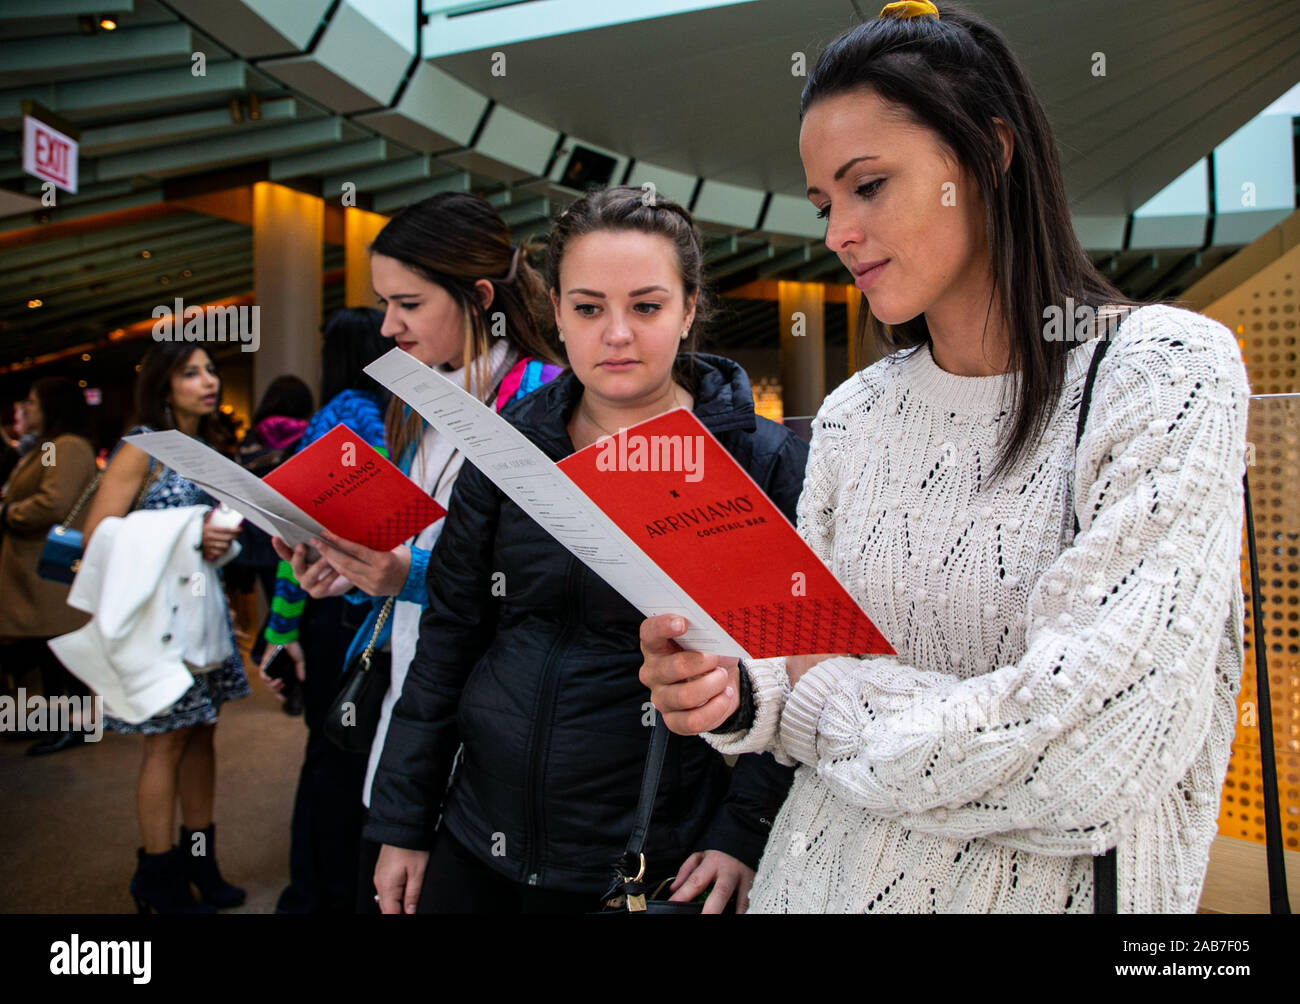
left=123, top=430, right=325, bottom=551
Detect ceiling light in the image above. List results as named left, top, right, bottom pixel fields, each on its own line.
left=82, top=353, right=91, bottom=361
left=99, top=17, right=117, bottom=30
left=139, top=250, right=151, bottom=258
left=78, top=380, right=88, bottom=388
left=27, top=298, right=42, bottom=309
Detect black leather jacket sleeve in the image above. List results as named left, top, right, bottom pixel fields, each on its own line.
left=363, top=461, right=502, bottom=850
left=694, top=424, right=808, bottom=869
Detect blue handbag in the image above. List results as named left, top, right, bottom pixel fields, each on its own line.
left=37, top=522, right=88, bottom=585
left=37, top=461, right=156, bottom=584
left=37, top=473, right=100, bottom=585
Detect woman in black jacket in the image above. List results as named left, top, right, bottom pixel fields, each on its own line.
left=367, top=187, right=809, bottom=913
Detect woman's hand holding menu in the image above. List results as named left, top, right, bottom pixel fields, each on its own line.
left=271, top=534, right=355, bottom=599
left=638, top=614, right=741, bottom=736
left=308, top=530, right=411, bottom=597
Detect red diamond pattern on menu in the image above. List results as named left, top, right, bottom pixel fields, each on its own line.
left=364, top=504, right=442, bottom=552
left=722, top=597, right=891, bottom=659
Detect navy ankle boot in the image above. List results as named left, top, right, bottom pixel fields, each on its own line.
left=130, top=846, right=217, bottom=914
left=179, top=824, right=246, bottom=909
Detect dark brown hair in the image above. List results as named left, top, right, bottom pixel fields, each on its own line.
left=252, top=374, right=314, bottom=427
left=132, top=342, right=232, bottom=455
left=31, top=376, right=90, bottom=445
left=370, top=192, right=561, bottom=465
left=319, top=306, right=390, bottom=406
left=802, top=4, right=1139, bottom=477
left=545, top=185, right=713, bottom=396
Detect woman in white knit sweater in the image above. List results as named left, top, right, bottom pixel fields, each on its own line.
left=641, top=2, right=1249, bottom=913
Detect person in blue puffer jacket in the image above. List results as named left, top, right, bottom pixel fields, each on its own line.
left=261, top=324, right=390, bottom=657
left=258, top=306, right=392, bottom=914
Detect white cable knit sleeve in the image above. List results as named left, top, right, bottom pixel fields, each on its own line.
left=704, top=655, right=793, bottom=762
left=778, top=311, right=1249, bottom=855
left=705, top=386, right=852, bottom=762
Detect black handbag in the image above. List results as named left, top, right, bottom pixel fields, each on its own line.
left=321, top=436, right=467, bottom=754
left=1077, top=335, right=1289, bottom=914
left=599, top=710, right=704, bottom=914
left=323, top=596, right=394, bottom=754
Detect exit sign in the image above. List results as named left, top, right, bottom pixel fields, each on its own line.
left=23, top=115, right=78, bottom=194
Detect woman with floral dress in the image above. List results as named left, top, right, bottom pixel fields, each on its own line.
left=83, top=341, right=249, bottom=914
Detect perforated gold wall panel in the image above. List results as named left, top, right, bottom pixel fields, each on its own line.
left=1202, top=246, right=1300, bottom=850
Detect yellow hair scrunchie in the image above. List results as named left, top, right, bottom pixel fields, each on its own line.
left=879, top=0, right=940, bottom=19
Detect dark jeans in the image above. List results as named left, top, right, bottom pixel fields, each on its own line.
left=275, top=596, right=370, bottom=915
left=358, top=825, right=599, bottom=914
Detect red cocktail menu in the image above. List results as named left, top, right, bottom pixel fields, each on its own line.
left=264, top=423, right=445, bottom=551
left=557, top=408, right=892, bottom=659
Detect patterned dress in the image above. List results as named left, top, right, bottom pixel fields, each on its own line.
left=103, top=425, right=251, bottom=736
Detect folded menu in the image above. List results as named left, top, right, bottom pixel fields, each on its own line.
left=363, top=346, right=890, bottom=659
left=264, top=424, right=445, bottom=551
left=557, top=408, right=892, bottom=658
left=124, top=423, right=443, bottom=553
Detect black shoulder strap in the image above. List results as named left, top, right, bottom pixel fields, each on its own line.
left=1079, top=335, right=1288, bottom=914
left=1243, top=471, right=1291, bottom=914
left=1075, top=337, right=1120, bottom=913
left=1074, top=335, right=1112, bottom=537
left=614, top=711, right=671, bottom=886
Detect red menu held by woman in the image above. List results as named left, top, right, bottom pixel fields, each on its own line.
left=557, top=408, right=892, bottom=659
left=264, top=423, right=445, bottom=551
